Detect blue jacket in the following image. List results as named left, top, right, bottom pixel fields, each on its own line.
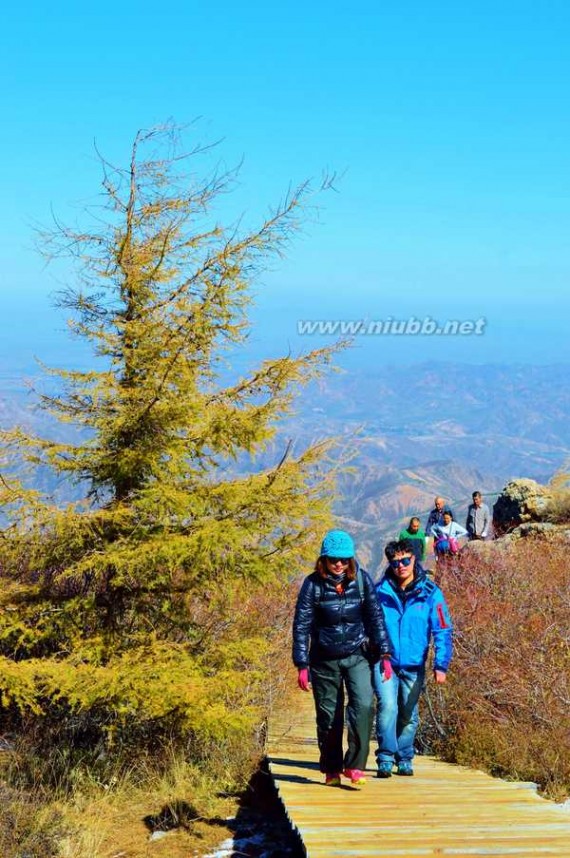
left=375, top=567, right=453, bottom=672
left=292, top=565, right=390, bottom=668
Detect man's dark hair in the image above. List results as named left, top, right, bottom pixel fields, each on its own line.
left=384, top=541, right=400, bottom=561
left=472, top=491, right=482, bottom=499
left=385, top=539, right=414, bottom=561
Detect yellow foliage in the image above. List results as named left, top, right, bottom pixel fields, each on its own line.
left=0, top=124, right=342, bottom=799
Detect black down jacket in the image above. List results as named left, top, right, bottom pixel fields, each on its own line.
left=292, top=567, right=390, bottom=668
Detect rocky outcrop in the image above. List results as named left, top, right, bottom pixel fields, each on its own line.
left=461, top=521, right=570, bottom=566
left=492, top=479, right=554, bottom=535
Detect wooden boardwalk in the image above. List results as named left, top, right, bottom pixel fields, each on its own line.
left=267, top=694, right=570, bottom=857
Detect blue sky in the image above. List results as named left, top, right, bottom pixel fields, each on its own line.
left=1, top=0, right=570, bottom=373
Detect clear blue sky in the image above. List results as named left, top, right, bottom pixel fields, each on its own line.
left=1, top=0, right=570, bottom=373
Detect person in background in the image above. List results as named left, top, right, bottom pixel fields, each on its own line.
left=425, top=496, right=454, bottom=536
left=432, top=511, right=469, bottom=580
left=432, top=511, right=469, bottom=556
left=398, top=516, right=427, bottom=563
left=373, top=539, right=453, bottom=778
left=466, top=491, right=490, bottom=540
left=292, top=529, right=391, bottom=788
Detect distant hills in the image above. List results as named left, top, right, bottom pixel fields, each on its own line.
left=1, top=362, right=569, bottom=573
left=277, top=362, right=570, bottom=571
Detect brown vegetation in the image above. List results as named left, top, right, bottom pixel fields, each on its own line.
left=546, top=472, right=570, bottom=524
left=0, top=784, right=67, bottom=858
left=0, top=577, right=298, bottom=857
left=424, top=537, right=570, bottom=800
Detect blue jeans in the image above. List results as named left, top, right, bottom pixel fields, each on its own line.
left=372, top=665, right=425, bottom=765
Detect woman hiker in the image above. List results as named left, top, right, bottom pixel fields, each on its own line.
left=292, top=529, right=391, bottom=787
left=433, top=510, right=469, bottom=578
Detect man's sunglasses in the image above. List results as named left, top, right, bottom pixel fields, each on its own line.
left=326, top=557, right=350, bottom=565
left=389, top=557, right=413, bottom=569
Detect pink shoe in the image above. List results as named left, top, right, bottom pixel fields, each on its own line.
left=325, top=772, right=341, bottom=786
left=344, top=768, right=366, bottom=785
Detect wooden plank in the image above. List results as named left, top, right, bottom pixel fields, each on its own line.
left=267, top=695, right=570, bottom=857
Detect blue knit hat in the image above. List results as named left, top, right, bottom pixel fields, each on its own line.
left=320, top=529, right=355, bottom=558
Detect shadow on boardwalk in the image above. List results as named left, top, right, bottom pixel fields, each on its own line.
left=267, top=696, right=570, bottom=857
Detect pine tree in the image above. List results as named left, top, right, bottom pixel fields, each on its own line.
left=0, top=125, right=340, bottom=773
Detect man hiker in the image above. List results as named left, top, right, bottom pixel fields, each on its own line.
left=466, top=491, right=490, bottom=540
left=425, top=496, right=454, bottom=536
left=398, top=516, right=427, bottom=563
left=372, top=539, right=453, bottom=778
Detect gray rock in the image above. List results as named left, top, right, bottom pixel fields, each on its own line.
left=492, top=479, right=554, bottom=535
left=510, top=521, right=570, bottom=541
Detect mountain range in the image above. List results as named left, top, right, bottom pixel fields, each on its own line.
left=1, top=362, right=568, bottom=573
left=277, top=362, right=570, bottom=570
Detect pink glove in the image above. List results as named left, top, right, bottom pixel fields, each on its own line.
left=381, top=657, right=393, bottom=681
left=298, top=668, right=311, bottom=691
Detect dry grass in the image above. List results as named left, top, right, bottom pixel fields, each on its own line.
left=59, top=766, right=238, bottom=858
left=546, top=472, right=570, bottom=523
left=0, top=748, right=245, bottom=858
left=0, top=781, right=68, bottom=858
left=425, top=536, right=570, bottom=800
left=0, top=579, right=298, bottom=857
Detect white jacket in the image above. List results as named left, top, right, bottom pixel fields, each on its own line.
left=432, top=521, right=468, bottom=540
